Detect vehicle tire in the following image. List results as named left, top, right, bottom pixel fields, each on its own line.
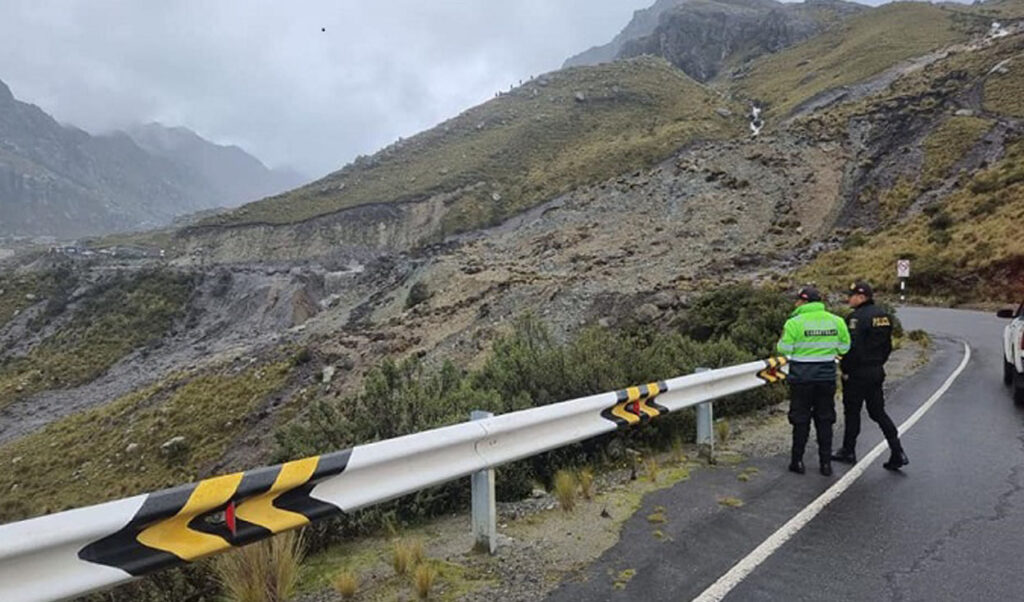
left=1006, top=359, right=1016, bottom=386
left=1015, top=379, right=1024, bottom=406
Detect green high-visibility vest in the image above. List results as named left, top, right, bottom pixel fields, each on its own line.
left=777, top=302, right=851, bottom=382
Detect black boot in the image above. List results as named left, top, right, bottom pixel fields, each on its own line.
left=883, top=449, right=909, bottom=471
left=820, top=462, right=833, bottom=477
left=831, top=449, right=857, bottom=465
left=789, top=460, right=806, bottom=474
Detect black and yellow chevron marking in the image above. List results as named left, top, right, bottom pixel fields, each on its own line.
left=757, top=356, right=788, bottom=384
left=600, top=381, right=669, bottom=427
left=78, top=450, right=351, bottom=576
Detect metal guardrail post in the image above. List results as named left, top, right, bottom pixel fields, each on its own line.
left=695, top=367, right=714, bottom=462
left=470, top=410, right=497, bottom=554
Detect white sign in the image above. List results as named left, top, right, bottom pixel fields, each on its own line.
left=897, top=259, right=911, bottom=279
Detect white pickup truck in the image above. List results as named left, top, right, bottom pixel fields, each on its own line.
left=999, top=301, right=1024, bottom=404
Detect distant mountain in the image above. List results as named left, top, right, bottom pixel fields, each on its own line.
left=565, top=0, right=866, bottom=82
left=125, top=123, right=304, bottom=210
left=0, top=80, right=306, bottom=239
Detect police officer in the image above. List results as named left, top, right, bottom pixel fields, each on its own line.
left=832, top=282, right=909, bottom=470
left=777, top=286, right=851, bottom=476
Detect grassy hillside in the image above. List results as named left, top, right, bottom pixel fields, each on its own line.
left=738, top=2, right=970, bottom=117
left=197, top=57, right=742, bottom=233
left=802, top=137, right=1024, bottom=301
left=0, top=270, right=196, bottom=408
left=985, top=58, right=1024, bottom=118
left=0, top=361, right=292, bottom=520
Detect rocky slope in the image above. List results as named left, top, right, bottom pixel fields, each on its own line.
left=0, top=80, right=304, bottom=239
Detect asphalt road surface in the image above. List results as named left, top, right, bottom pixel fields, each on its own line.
left=547, top=307, right=1024, bottom=601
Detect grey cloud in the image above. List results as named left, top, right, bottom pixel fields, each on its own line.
left=0, top=0, right=651, bottom=177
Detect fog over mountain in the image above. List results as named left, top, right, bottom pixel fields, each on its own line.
left=0, top=1, right=656, bottom=178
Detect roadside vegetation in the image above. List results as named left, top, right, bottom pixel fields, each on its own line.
left=274, top=285, right=790, bottom=542
left=198, top=57, right=742, bottom=233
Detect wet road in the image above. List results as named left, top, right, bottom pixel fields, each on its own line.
left=547, top=308, right=1024, bottom=601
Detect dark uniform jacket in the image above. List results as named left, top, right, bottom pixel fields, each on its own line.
left=840, top=300, right=893, bottom=381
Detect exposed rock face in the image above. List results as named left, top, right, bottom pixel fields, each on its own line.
left=563, top=0, right=686, bottom=68
left=571, top=0, right=865, bottom=83
left=0, top=80, right=306, bottom=239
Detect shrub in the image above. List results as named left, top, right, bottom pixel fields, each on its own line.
left=928, top=211, right=954, bottom=230
left=332, top=569, right=358, bottom=599
left=553, top=469, right=578, bottom=512
left=677, top=284, right=791, bottom=357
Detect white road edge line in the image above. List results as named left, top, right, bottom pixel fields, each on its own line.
left=692, top=341, right=972, bottom=602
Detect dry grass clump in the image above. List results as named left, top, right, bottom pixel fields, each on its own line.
left=553, top=469, right=578, bottom=512
left=714, top=419, right=731, bottom=444
left=413, top=563, right=438, bottom=599
left=643, top=456, right=660, bottom=483
left=214, top=530, right=305, bottom=602
left=392, top=538, right=425, bottom=576
left=578, top=467, right=595, bottom=500
left=671, top=437, right=688, bottom=465
left=332, top=569, right=359, bottom=599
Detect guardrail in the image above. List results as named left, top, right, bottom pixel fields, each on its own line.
left=0, top=357, right=787, bottom=602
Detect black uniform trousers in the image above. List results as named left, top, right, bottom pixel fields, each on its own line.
left=841, top=373, right=901, bottom=454
left=788, top=381, right=836, bottom=464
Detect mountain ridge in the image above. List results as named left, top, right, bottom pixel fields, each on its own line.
left=0, top=80, right=306, bottom=239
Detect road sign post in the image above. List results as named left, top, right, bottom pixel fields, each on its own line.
left=897, top=259, right=910, bottom=302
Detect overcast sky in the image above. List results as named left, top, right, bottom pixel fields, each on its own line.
left=0, top=0, right=673, bottom=178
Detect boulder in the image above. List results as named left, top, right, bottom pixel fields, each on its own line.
left=633, top=303, right=661, bottom=324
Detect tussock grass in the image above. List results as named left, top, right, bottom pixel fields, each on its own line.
left=413, top=563, right=438, bottom=599
left=553, top=469, right=578, bottom=512
left=714, top=419, right=731, bottom=444
left=332, top=569, right=359, bottom=599
left=200, top=57, right=740, bottom=232
left=578, top=467, right=595, bottom=501
left=643, top=456, right=661, bottom=483
left=670, top=437, right=688, bottom=465
left=214, top=530, right=305, bottom=602
left=718, top=496, right=745, bottom=508
left=391, top=539, right=418, bottom=577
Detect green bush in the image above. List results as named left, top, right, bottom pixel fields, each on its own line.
left=675, top=284, right=792, bottom=357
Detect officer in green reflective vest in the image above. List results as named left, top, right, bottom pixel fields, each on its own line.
left=777, top=287, right=851, bottom=476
